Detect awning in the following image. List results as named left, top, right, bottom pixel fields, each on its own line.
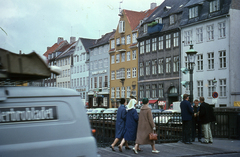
left=148, top=100, right=158, bottom=104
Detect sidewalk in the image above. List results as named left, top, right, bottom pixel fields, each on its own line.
left=98, top=138, right=240, bottom=157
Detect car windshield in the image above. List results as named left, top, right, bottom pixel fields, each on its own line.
left=87, top=109, right=94, bottom=112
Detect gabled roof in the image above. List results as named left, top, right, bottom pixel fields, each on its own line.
left=89, top=30, right=116, bottom=49
left=144, top=0, right=190, bottom=24
left=43, top=40, right=67, bottom=57
left=79, top=38, right=96, bottom=53
left=56, top=42, right=76, bottom=59
left=124, top=7, right=158, bottom=31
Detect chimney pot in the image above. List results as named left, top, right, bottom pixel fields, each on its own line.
left=57, top=37, right=64, bottom=44
left=150, top=3, right=157, bottom=10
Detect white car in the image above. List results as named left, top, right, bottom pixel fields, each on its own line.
left=101, top=108, right=118, bottom=120
left=153, top=110, right=181, bottom=126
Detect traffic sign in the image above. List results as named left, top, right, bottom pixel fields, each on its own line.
left=212, top=92, right=218, bottom=98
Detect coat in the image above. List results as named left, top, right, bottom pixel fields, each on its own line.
left=180, top=100, right=194, bottom=121
left=135, top=105, right=155, bottom=145
left=115, top=104, right=127, bottom=138
left=199, top=102, right=216, bottom=124
left=124, top=108, right=138, bottom=141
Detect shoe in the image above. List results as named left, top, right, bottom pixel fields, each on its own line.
left=185, top=142, right=192, bottom=144
left=152, top=150, right=160, bottom=153
left=201, top=141, right=208, bottom=144
left=110, top=145, right=115, bottom=151
left=137, top=148, right=143, bottom=152
left=125, top=146, right=131, bottom=150
left=209, top=141, right=213, bottom=144
left=118, top=145, right=122, bottom=152
left=198, top=139, right=202, bottom=143
left=132, top=147, right=138, bottom=154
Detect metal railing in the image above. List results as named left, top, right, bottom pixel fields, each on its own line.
left=88, top=111, right=240, bottom=147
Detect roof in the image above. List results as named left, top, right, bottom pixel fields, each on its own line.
left=43, top=40, right=67, bottom=57
left=89, top=30, right=116, bottom=49
left=80, top=38, right=96, bottom=53
left=124, top=7, right=158, bottom=31
left=180, top=0, right=232, bottom=27
left=56, top=42, right=76, bottom=59
left=144, top=0, right=190, bottom=24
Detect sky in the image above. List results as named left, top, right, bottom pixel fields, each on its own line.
left=0, top=0, right=164, bottom=56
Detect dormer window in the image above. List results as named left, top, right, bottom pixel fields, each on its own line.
left=210, top=0, right=220, bottom=13
left=189, top=6, right=199, bottom=19
left=170, top=14, right=177, bottom=25
left=155, top=17, right=162, bottom=24
left=144, top=24, right=148, bottom=33
left=164, top=6, right=171, bottom=11
left=116, top=38, right=120, bottom=46
left=119, top=21, right=125, bottom=33
left=140, top=20, right=144, bottom=25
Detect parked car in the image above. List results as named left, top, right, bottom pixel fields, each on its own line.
left=101, top=108, right=118, bottom=120
left=151, top=109, right=164, bottom=118
left=153, top=110, right=181, bottom=126
left=92, top=108, right=106, bottom=119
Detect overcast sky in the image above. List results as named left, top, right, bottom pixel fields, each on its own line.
left=0, top=0, right=164, bottom=56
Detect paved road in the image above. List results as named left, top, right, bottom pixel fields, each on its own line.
left=97, top=138, right=240, bottom=157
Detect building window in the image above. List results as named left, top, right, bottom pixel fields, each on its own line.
left=99, top=76, right=102, bottom=88
left=132, top=33, right=137, bottom=43
left=98, top=60, right=102, bottom=69
left=111, top=88, right=115, bottom=98
left=132, top=50, right=136, bottom=60
left=104, top=58, right=108, bottom=67
left=218, top=22, right=226, bottom=38
left=146, top=61, right=150, bottom=76
left=121, top=52, right=125, bottom=62
left=86, top=77, right=89, bottom=86
left=116, top=38, right=120, bottom=45
left=121, top=36, right=125, bottom=45
left=104, top=76, right=108, bottom=87
left=90, top=78, right=93, bottom=89
left=127, top=35, right=131, bottom=44
left=196, top=27, right=203, bottom=43
left=152, top=84, right=157, bottom=98
left=103, top=97, right=108, bottom=107
left=146, top=85, right=150, bottom=98
left=116, top=87, right=120, bottom=98
left=94, top=62, right=97, bottom=70
left=119, top=21, right=125, bottom=33
left=127, top=51, right=131, bottom=61
left=132, top=67, right=137, bottom=78
left=146, top=39, right=150, bottom=53
left=189, top=6, right=198, bottom=19
left=158, top=58, right=164, bottom=74
left=127, top=86, right=131, bottom=98
left=94, top=77, right=97, bottom=88
left=219, top=50, right=226, bottom=69
left=140, top=62, right=144, bottom=76
left=127, top=68, right=131, bottom=78
left=173, top=32, right=179, bottom=47
left=184, top=30, right=192, bottom=45
left=111, top=55, right=115, bottom=64
left=77, top=78, right=79, bottom=86
left=116, top=68, right=125, bottom=79
left=83, top=77, right=85, bottom=86
left=208, top=80, right=216, bottom=97
left=170, top=14, right=176, bottom=25
left=140, top=41, right=144, bottom=54
left=116, top=54, right=120, bottom=63
left=219, top=79, right=226, bottom=97
left=111, top=71, right=115, bottom=80
left=197, top=80, right=203, bottom=97
left=80, top=78, right=83, bottom=86
left=208, top=52, right=214, bottom=70
left=166, top=34, right=171, bottom=49
left=152, top=60, right=157, bottom=75
left=166, top=57, right=171, bottom=73
left=207, top=25, right=214, bottom=41
left=121, top=87, right=125, bottom=98
left=140, top=86, right=144, bottom=98
left=210, top=0, right=220, bottom=13
left=158, top=36, right=163, bottom=50
left=185, top=56, right=191, bottom=69
left=197, top=54, right=203, bottom=71
left=173, top=56, right=179, bottom=72
left=144, top=24, right=148, bottom=33
left=111, top=40, right=115, bottom=49
left=159, top=84, right=164, bottom=98
left=152, top=38, right=157, bottom=51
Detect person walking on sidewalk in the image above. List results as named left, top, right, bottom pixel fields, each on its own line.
left=199, top=97, right=216, bottom=144
left=118, top=99, right=139, bottom=152
left=180, top=94, right=194, bottom=144
left=192, top=99, right=202, bottom=142
left=133, top=98, right=159, bottom=154
left=110, top=98, right=129, bottom=151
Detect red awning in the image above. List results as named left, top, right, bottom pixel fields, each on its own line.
left=148, top=100, right=158, bottom=104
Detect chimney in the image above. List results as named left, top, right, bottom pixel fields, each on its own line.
left=70, top=37, right=76, bottom=44
left=57, top=37, right=64, bottom=44
left=150, top=3, right=157, bottom=10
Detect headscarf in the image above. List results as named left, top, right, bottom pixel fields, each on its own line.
left=126, top=99, right=137, bottom=110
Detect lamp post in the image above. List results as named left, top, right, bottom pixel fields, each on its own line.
left=185, top=44, right=197, bottom=103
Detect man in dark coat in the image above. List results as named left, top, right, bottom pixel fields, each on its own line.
left=199, top=97, right=215, bottom=144
left=191, top=99, right=202, bottom=142
left=180, top=94, right=194, bottom=144
left=110, top=98, right=127, bottom=151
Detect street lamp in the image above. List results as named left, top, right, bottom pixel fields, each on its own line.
left=185, top=44, right=197, bottom=103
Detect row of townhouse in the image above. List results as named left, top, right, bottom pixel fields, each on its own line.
left=43, top=0, right=240, bottom=109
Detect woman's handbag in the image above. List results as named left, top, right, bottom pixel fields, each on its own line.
left=149, top=131, right=157, bottom=140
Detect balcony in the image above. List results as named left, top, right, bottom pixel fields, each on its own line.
left=116, top=44, right=126, bottom=52
left=148, top=23, right=163, bottom=34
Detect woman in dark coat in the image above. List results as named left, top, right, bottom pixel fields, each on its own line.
left=118, top=99, right=138, bottom=152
